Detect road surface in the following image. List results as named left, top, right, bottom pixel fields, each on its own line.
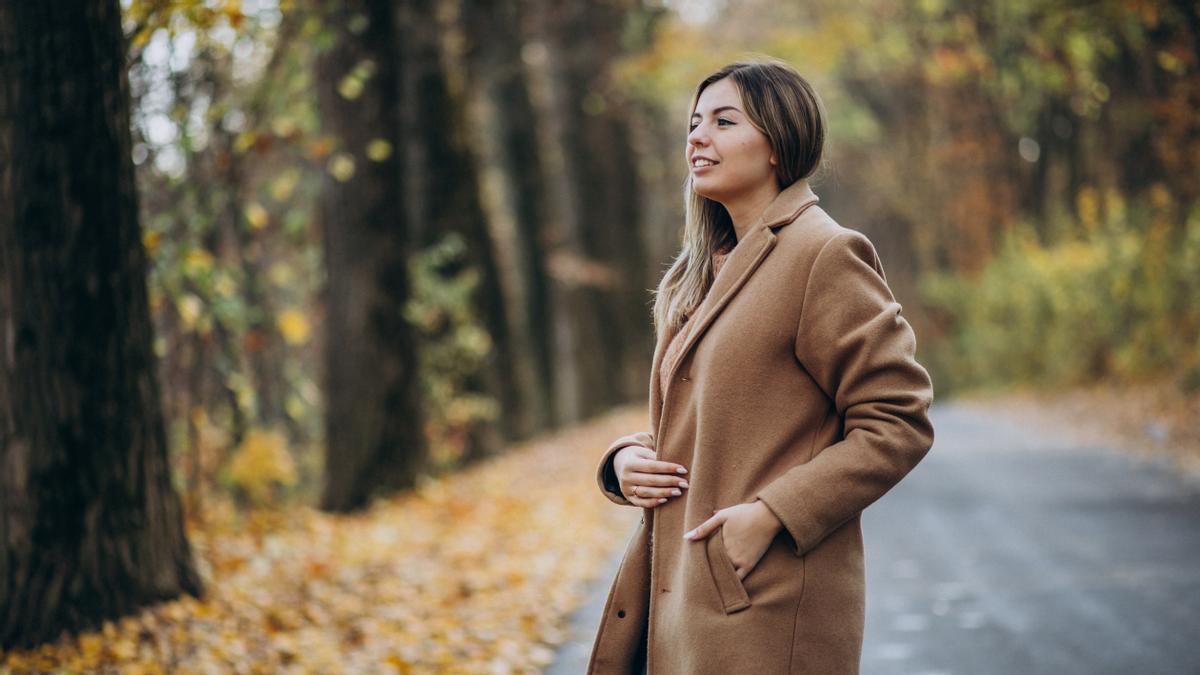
left=548, top=403, right=1200, bottom=674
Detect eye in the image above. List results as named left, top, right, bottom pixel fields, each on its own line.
left=717, top=117, right=733, bottom=125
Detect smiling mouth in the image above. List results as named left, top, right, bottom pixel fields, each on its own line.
left=692, top=158, right=718, bottom=168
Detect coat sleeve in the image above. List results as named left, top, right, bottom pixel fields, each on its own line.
left=596, top=431, right=655, bottom=506
left=755, top=230, right=934, bottom=556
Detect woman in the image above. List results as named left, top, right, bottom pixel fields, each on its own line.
left=587, top=60, right=935, bottom=675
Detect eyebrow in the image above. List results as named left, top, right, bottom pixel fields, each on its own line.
left=691, top=105, right=742, bottom=119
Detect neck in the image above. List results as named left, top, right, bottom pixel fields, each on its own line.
left=722, top=181, right=782, bottom=241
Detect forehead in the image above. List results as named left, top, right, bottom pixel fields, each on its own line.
left=692, top=78, right=743, bottom=115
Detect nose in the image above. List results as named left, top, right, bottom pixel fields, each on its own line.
left=687, top=126, right=709, bottom=150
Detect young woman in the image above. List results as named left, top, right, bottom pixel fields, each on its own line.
left=587, top=60, right=935, bottom=674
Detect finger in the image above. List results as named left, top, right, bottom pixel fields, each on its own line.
left=629, top=472, right=689, bottom=489
left=684, top=512, right=724, bottom=540
left=626, top=483, right=683, bottom=499
left=628, top=445, right=657, bottom=459
left=628, top=494, right=669, bottom=508
left=631, top=457, right=689, bottom=475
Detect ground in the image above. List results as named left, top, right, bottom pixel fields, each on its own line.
left=549, top=395, right=1200, bottom=674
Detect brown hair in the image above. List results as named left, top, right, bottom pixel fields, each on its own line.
left=651, top=58, right=826, bottom=338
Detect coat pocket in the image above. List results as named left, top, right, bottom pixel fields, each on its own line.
left=705, top=526, right=752, bottom=614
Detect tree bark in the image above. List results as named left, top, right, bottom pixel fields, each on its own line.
left=315, top=0, right=427, bottom=511
left=402, top=0, right=518, bottom=458
left=460, top=0, right=561, bottom=433
left=0, top=0, right=203, bottom=649
left=538, top=0, right=654, bottom=418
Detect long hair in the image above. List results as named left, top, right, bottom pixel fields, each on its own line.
left=651, top=59, right=826, bottom=339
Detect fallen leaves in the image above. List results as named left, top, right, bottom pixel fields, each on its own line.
left=1, top=407, right=645, bottom=674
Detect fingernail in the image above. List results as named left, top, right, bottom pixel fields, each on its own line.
left=678, top=481, right=688, bottom=488
left=676, top=467, right=688, bottom=474
left=683, top=531, right=693, bottom=539
left=658, top=498, right=667, bottom=503
left=670, top=489, right=681, bottom=496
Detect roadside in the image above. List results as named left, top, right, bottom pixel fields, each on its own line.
left=953, top=379, right=1200, bottom=478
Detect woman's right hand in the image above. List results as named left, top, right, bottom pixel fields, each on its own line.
left=613, top=444, right=689, bottom=508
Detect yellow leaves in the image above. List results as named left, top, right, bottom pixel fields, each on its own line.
left=327, top=152, right=356, bottom=182
left=307, top=136, right=335, bottom=161
left=245, top=201, right=270, bottom=230
left=4, top=409, right=645, bottom=673
left=917, top=0, right=945, bottom=14
left=177, top=293, right=204, bottom=328
left=109, top=636, right=138, bottom=660
left=270, top=116, right=299, bottom=139
left=928, top=46, right=973, bottom=84
left=270, top=168, right=301, bottom=201
left=227, top=428, right=297, bottom=504
left=268, top=262, right=294, bottom=287
left=234, top=131, right=259, bottom=154
left=1077, top=186, right=1100, bottom=231
left=143, top=230, right=162, bottom=255
left=366, top=138, right=393, bottom=162
left=183, top=248, right=214, bottom=275
left=276, top=308, right=311, bottom=344
left=1103, top=186, right=1126, bottom=223
left=1157, top=50, right=1185, bottom=75
left=337, top=59, right=378, bottom=101
left=1149, top=182, right=1172, bottom=209
left=213, top=272, right=238, bottom=299
left=78, top=633, right=104, bottom=662
left=222, top=0, right=245, bottom=29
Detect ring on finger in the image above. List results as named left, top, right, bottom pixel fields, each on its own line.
left=631, top=485, right=640, bottom=498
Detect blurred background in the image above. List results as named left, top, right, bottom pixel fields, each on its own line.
left=2, top=0, right=1198, bottom=671
left=117, top=0, right=1200, bottom=504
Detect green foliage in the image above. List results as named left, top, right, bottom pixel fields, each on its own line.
left=923, top=194, right=1200, bottom=392
left=127, top=0, right=329, bottom=507
left=405, top=233, right=500, bottom=470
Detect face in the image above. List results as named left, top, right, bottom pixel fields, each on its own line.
left=686, top=77, right=778, bottom=204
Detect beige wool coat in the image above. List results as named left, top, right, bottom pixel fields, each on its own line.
left=587, top=180, right=935, bottom=674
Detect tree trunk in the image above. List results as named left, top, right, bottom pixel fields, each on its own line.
left=0, top=0, right=203, bottom=649
left=403, top=0, right=518, bottom=457
left=537, top=0, right=654, bottom=419
left=315, top=0, right=427, bottom=512
left=461, top=0, right=561, bottom=433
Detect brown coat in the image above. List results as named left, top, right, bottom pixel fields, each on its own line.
left=587, top=180, right=935, bottom=674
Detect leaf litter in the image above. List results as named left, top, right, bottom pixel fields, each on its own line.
left=1, top=407, right=646, bottom=674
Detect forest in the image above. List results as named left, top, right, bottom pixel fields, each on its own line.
left=1, top=0, right=1197, bottom=671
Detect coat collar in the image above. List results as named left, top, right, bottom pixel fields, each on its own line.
left=657, top=180, right=820, bottom=406
left=755, top=178, right=820, bottom=230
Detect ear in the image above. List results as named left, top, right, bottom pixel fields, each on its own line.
left=769, top=154, right=778, bottom=166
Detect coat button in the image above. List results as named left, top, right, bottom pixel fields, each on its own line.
left=617, top=609, right=626, bottom=618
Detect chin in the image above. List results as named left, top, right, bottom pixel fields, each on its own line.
left=690, top=181, right=727, bottom=203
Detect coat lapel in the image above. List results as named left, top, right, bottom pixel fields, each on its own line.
left=660, top=180, right=821, bottom=396
left=661, top=225, right=776, bottom=392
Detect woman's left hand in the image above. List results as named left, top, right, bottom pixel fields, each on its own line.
left=684, top=500, right=784, bottom=581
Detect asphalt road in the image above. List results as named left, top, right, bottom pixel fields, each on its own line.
left=548, top=403, right=1200, bottom=674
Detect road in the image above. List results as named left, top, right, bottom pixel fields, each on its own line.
left=548, top=403, right=1200, bottom=674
